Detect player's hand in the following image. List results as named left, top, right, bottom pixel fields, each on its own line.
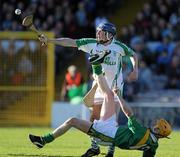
left=113, top=87, right=120, bottom=95
left=38, top=34, right=48, bottom=46
left=126, top=69, right=138, bottom=82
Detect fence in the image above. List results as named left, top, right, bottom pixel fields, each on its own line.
left=0, top=31, right=54, bottom=126
left=119, top=102, right=180, bottom=128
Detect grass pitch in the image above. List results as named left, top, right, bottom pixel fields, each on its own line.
left=0, top=127, right=179, bottom=157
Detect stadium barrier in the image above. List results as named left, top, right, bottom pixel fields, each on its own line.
left=0, top=31, right=54, bottom=126
left=123, top=102, right=180, bottom=128
left=52, top=102, right=90, bottom=128
left=52, top=102, right=180, bottom=128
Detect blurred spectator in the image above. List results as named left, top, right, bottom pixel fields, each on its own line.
left=156, top=36, right=176, bottom=73
left=75, top=2, right=87, bottom=27
left=165, top=55, right=180, bottom=89
left=60, top=65, right=87, bottom=104
left=138, top=60, right=154, bottom=92
left=64, top=9, right=77, bottom=38
left=11, top=70, right=24, bottom=85
left=120, top=26, right=130, bottom=44
left=123, top=82, right=136, bottom=102
left=149, top=26, right=162, bottom=41
left=3, top=13, right=12, bottom=30
left=173, top=42, right=180, bottom=57
left=134, top=11, right=150, bottom=35
left=17, top=54, right=34, bottom=75
left=12, top=41, right=34, bottom=85
left=128, top=24, right=136, bottom=38
left=84, top=0, right=96, bottom=14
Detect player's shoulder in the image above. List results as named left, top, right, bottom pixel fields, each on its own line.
left=128, top=115, right=144, bottom=128
left=128, top=115, right=137, bottom=122
left=113, top=40, right=135, bottom=55
left=113, top=40, right=129, bottom=49
left=76, top=38, right=97, bottom=46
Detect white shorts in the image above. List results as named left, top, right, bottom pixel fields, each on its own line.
left=94, top=82, right=124, bottom=104
left=92, top=114, right=118, bottom=138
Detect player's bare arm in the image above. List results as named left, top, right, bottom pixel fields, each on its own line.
left=39, top=34, right=77, bottom=47
left=127, top=53, right=139, bottom=82
left=114, top=88, right=134, bottom=118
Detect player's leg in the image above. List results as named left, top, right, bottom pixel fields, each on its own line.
left=91, top=97, right=115, bottom=156
left=82, top=51, right=116, bottom=157
left=88, top=55, right=116, bottom=121
left=93, top=102, right=116, bottom=157
left=92, top=69, right=123, bottom=157
left=91, top=58, right=116, bottom=157
left=93, top=71, right=116, bottom=120
left=84, top=79, right=116, bottom=157
left=53, top=118, right=92, bottom=137
left=29, top=117, right=92, bottom=148
left=81, top=102, right=102, bottom=157
left=90, top=104, right=102, bottom=121
left=82, top=81, right=115, bottom=157
left=88, top=50, right=115, bottom=120
left=90, top=92, right=120, bottom=157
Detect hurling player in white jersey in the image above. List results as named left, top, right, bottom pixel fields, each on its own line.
left=38, top=22, right=138, bottom=157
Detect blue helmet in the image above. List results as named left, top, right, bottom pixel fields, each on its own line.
left=96, top=22, right=116, bottom=36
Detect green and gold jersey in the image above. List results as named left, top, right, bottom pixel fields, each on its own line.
left=114, top=116, right=158, bottom=156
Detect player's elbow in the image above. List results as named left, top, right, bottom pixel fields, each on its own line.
left=133, top=53, right=138, bottom=60
left=66, top=117, right=78, bottom=126
left=126, top=111, right=134, bottom=118
left=105, top=90, right=114, bottom=103
left=124, top=109, right=134, bottom=118
left=129, top=76, right=138, bottom=82
left=132, top=75, right=138, bottom=81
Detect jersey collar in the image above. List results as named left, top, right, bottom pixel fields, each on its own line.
left=97, top=38, right=115, bottom=46
left=150, top=132, right=158, bottom=143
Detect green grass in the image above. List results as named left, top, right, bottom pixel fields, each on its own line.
left=0, top=127, right=179, bottom=157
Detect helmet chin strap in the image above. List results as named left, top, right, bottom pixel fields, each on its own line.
left=98, top=32, right=113, bottom=44
left=106, top=32, right=113, bottom=41
left=150, top=128, right=164, bottom=138
left=98, top=40, right=109, bottom=44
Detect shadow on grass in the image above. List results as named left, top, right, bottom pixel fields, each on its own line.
left=7, top=154, right=80, bottom=157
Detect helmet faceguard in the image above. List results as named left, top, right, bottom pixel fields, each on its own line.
left=96, top=22, right=116, bottom=43
left=96, top=22, right=116, bottom=36
left=153, top=119, right=172, bottom=138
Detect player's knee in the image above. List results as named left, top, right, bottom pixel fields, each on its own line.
left=90, top=113, right=100, bottom=121
left=91, top=106, right=101, bottom=121
left=105, top=90, right=114, bottom=102
left=67, top=117, right=78, bottom=125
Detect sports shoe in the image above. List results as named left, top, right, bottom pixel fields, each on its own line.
left=29, top=134, right=45, bottom=148
left=81, top=147, right=100, bottom=157
left=89, top=50, right=111, bottom=65
left=105, top=152, right=114, bottom=157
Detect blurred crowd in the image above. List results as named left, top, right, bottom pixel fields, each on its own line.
left=121, top=0, right=180, bottom=101
left=0, top=39, right=47, bottom=109
left=0, top=40, right=46, bottom=86
left=0, top=0, right=179, bottom=103
left=0, top=0, right=121, bottom=105
left=0, top=0, right=121, bottom=37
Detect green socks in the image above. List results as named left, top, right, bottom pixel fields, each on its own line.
left=42, top=133, right=55, bottom=143
left=92, top=64, right=102, bottom=75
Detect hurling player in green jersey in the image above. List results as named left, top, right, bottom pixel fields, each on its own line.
left=29, top=51, right=171, bottom=157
